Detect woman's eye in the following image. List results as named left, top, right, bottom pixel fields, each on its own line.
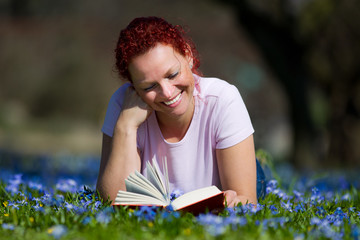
left=168, top=72, right=179, bottom=79
left=144, top=84, right=156, bottom=91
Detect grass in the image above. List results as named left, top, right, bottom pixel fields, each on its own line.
left=0, top=151, right=359, bottom=239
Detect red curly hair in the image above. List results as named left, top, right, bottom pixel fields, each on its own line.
left=115, top=16, right=201, bottom=81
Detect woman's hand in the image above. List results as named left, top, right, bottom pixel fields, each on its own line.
left=223, top=190, right=238, bottom=207
left=223, top=190, right=255, bottom=207
left=117, top=85, right=153, bottom=129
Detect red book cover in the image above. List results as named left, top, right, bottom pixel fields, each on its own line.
left=112, top=192, right=225, bottom=216
left=177, top=191, right=225, bottom=215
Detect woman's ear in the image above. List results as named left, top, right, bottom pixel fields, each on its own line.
left=188, top=56, right=194, bottom=70
left=185, top=44, right=194, bottom=69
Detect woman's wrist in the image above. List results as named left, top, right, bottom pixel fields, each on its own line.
left=114, top=123, right=138, bottom=136
left=114, top=116, right=139, bottom=135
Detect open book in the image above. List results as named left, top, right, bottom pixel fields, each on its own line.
left=113, top=161, right=224, bottom=215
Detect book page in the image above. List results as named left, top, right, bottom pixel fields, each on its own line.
left=125, top=171, right=166, bottom=202
left=146, top=162, right=167, bottom=196
left=163, top=158, right=170, bottom=203
left=147, top=160, right=170, bottom=204
left=171, top=186, right=222, bottom=210
left=115, top=191, right=166, bottom=206
left=117, top=160, right=171, bottom=207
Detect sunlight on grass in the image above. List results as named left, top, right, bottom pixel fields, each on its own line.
left=0, top=150, right=359, bottom=239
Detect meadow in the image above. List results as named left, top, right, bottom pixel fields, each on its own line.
left=0, top=150, right=359, bottom=240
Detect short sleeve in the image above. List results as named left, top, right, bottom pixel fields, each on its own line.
left=215, top=85, right=254, bottom=149
left=101, top=83, right=131, bottom=137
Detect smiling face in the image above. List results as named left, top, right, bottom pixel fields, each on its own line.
left=128, top=43, right=195, bottom=124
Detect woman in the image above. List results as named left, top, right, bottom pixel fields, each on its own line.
left=96, top=16, right=265, bottom=207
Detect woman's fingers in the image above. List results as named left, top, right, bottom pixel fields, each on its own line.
left=223, top=190, right=237, bottom=207
left=119, top=86, right=153, bottom=128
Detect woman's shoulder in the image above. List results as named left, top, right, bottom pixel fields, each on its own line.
left=109, top=82, right=132, bottom=105
left=198, top=76, right=238, bottom=98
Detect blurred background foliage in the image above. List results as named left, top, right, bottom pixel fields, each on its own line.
left=0, top=0, right=359, bottom=170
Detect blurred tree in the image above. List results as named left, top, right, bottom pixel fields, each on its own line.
left=9, top=0, right=30, bottom=17
left=6, top=0, right=76, bottom=17
left=300, top=0, right=360, bottom=168
left=216, top=0, right=360, bottom=169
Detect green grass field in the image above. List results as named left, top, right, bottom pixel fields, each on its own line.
left=0, top=151, right=359, bottom=239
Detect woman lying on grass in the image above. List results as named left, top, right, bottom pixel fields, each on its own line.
left=96, top=16, right=265, bottom=207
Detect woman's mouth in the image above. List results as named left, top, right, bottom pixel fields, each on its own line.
left=164, top=92, right=182, bottom=106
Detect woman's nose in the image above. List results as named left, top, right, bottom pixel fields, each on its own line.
left=159, top=80, right=174, bottom=98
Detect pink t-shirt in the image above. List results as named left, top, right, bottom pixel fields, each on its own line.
left=101, top=76, right=254, bottom=193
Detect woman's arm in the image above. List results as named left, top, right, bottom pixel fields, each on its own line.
left=96, top=87, right=151, bottom=202
left=96, top=131, right=141, bottom=202
left=216, top=134, right=257, bottom=207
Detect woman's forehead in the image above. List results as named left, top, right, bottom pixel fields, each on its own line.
left=128, top=45, right=184, bottom=84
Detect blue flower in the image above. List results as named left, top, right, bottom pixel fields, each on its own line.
left=95, top=207, right=113, bottom=223
left=281, top=200, right=293, bottom=212
left=16, top=199, right=28, bottom=206
left=273, top=188, right=291, bottom=200
left=262, top=217, right=288, bottom=230
left=28, top=181, right=44, bottom=191
left=8, top=201, right=19, bottom=210
left=78, top=186, right=99, bottom=201
left=5, top=174, right=23, bottom=195
left=310, top=217, right=321, bottom=225
left=310, top=217, right=336, bottom=239
left=224, top=215, right=247, bottom=229
left=351, top=224, right=360, bottom=239
left=293, top=190, right=304, bottom=201
left=74, top=206, right=87, bottom=214
left=232, top=203, right=263, bottom=215
left=56, top=179, right=78, bottom=193
left=276, top=217, right=288, bottom=227
left=269, top=205, right=278, bottom=214
left=64, top=202, right=76, bottom=211
left=316, top=206, right=325, bottom=216
left=310, top=189, right=325, bottom=205
left=267, top=179, right=278, bottom=190
left=197, top=214, right=226, bottom=236
left=341, top=193, right=351, bottom=201
left=5, top=184, right=19, bottom=195
left=224, top=207, right=236, bottom=216
left=333, top=219, right=342, bottom=227
left=334, top=207, right=348, bottom=221
left=133, top=206, right=157, bottom=221
left=326, top=214, right=336, bottom=223
left=40, top=193, right=64, bottom=207
left=32, top=203, right=44, bottom=212
left=311, top=187, right=319, bottom=196
left=204, top=224, right=226, bottom=236
left=251, top=204, right=264, bottom=214
left=94, top=201, right=102, bottom=209
left=294, top=203, right=305, bottom=213
left=294, top=233, right=305, bottom=240
left=9, top=174, right=23, bottom=186
left=30, top=197, right=41, bottom=202
left=349, top=207, right=356, bottom=212
left=325, top=191, right=335, bottom=201
left=82, top=200, right=93, bottom=208
left=82, top=216, right=92, bottom=225
left=80, top=199, right=101, bottom=212
left=160, top=210, right=180, bottom=220
left=96, top=210, right=111, bottom=224
left=2, top=223, right=15, bottom=230
left=48, top=225, right=68, bottom=239
left=170, top=189, right=184, bottom=201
